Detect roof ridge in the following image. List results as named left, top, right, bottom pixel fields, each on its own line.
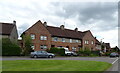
left=47, top=25, right=83, bottom=32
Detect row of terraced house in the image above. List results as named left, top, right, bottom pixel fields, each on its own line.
left=19, top=20, right=111, bottom=52
left=0, top=20, right=112, bottom=52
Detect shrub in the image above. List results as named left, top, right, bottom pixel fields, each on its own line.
left=48, top=47, right=65, bottom=56
left=104, top=52, right=111, bottom=56
left=2, top=38, right=21, bottom=56
left=77, top=49, right=99, bottom=56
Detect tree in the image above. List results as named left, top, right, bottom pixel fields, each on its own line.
left=2, top=38, right=21, bottom=56
left=22, top=35, right=32, bottom=56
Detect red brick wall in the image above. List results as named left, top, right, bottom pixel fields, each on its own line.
left=82, top=31, right=96, bottom=51
left=24, top=21, right=51, bottom=50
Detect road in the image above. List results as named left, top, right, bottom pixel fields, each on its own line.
left=1, top=56, right=119, bottom=72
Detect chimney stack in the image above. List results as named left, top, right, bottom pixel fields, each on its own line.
left=60, top=25, right=64, bottom=30
left=75, top=28, right=78, bottom=32
left=43, top=21, right=47, bottom=27
left=95, top=37, right=96, bottom=39
left=13, top=20, right=16, bottom=25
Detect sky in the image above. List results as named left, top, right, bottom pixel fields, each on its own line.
left=0, top=0, right=119, bottom=48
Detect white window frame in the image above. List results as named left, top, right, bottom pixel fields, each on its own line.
left=72, top=47, right=76, bottom=51
left=30, top=34, right=35, bottom=39
left=31, top=45, right=35, bottom=50
left=76, top=40, right=79, bottom=43
left=91, top=41, right=94, bottom=44
left=40, top=36, right=47, bottom=40
left=40, top=45, right=47, bottom=49
left=85, top=40, right=89, bottom=44
left=54, top=37, right=58, bottom=41
left=70, top=39, right=72, bottom=43
left=79, top=40, right=81, bottom=43
left=62, top=38, right=65, bottom=42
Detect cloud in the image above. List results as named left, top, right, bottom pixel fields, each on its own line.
left=0, top=0, right=118, bottom=47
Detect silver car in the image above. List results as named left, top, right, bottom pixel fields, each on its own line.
left=30, top=51, right=55, bottom=58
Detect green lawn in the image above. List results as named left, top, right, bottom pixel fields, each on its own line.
left=2, top=60, right=111, bottom=71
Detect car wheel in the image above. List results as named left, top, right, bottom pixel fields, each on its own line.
left=48, top=55, right=53, bottom=58
left=34, top=55, right=38, bottom=58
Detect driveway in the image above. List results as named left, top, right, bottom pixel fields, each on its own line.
left=1, top=56, right=119, bottom=71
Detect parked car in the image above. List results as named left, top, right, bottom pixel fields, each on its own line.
left=64, top=48, right=78, bottom=56
left=30, top=51, right=55, bottom=58
left=110, top=52, right=119, bottom=57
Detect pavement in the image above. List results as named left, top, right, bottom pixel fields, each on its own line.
left=1, top=56, right=119, bottom=72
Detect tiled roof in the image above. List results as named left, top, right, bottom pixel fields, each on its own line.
left=0, top=23, right=14, bottom=35
left=95, top=38, right=101, bottom=45
left=46, top=26, right=87, bottom=39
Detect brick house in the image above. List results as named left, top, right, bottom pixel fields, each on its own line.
left=0, top=21, right=18, bottom=42
left=20, top=20, right=99, bottom=51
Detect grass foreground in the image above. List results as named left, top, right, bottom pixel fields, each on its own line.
left=2, top=60, right=112, bottom=71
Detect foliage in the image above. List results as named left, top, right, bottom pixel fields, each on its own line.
left=77, top=47, right=99, bottom=56
left=22, top=35, right=32, bottom=56
left=104, top=52, right=111, bottom=56
left=47, top=47, right=65, bottom=56
left=2, top=38, right=21, bottom=56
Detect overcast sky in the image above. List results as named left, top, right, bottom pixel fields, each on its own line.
left=0, top=0, right=119, bottom=48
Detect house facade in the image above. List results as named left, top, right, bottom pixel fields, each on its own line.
left=0, top=21, right=18, bottom=42
left=20, top=20, right=99, bottom=51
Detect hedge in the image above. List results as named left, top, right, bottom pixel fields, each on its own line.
left=2, top=38, right=21, bottom=56
left=47, top=47, right=65, bottom=56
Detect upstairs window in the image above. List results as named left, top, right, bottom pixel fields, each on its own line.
left=91, top=41, right=94, bottom=44
left=85, top=40, right=89, bottom=44
left=79, top=40, right=81, bottom=43
left=70, top=39, right=72, bottom=43
left=54, top=37, right=58, bottom=41
left=30, top=34, right=35, bottom=39
left=76, top=40, right=79, bottom=43
left=40, top=36, right=47, bottom=40
left=62, top=38, right=65, bottom=42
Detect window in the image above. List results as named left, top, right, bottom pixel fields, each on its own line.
left=79, top=40, right=81, bottom=43
left=72, top=47, right=76, bottom=51
left=30, top=34, right=35, bottom=39
left=85, top=40, right=89, bottom=44
left=40, top=36, right=47, bottom=40
left=62, top=38, right=65, bottom=42
left=91, top=41, right=94, bottom=44
left=76, top=40, right=79, bottom=43
left=54, top=37, right=58, bottom=41
left=40, top=45, right=47, bottom=49
left=31, top=45, right=35, bottom=50
left=70, top=39, right=72, bottom=43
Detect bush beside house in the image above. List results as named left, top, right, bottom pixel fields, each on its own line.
left=2, top=38, right=21, bottom=56
left=77, top=48, right=100, bottom=57
left=47, top=47, right=65, bottom=56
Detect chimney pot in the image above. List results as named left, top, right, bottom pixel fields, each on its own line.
left=75, top=28, right=78, bottom=32
left=13, top=20, right=16, bottom=25
left=43, top=21, right=47, bottom=27
left=60, top=25, right=64, bottom=30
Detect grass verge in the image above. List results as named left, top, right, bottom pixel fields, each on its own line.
left=2, top=60, right=112, bottom=71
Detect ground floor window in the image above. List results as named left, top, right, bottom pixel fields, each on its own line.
left=40, top=45, right=47, bottom=49
left=72, top=47, right=77, bottom=51
left=31, top=45, right=35, bottom=50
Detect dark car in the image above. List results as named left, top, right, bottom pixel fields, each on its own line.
left=110, top=52, right=119, bottom=57
left=30, top=51, right=55, bottom=58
